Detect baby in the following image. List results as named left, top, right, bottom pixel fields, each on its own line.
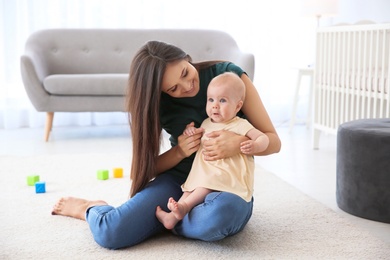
left=156, top=72, right=269, bottom=229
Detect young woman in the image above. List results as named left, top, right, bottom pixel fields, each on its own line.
left=52, top=41, right=281, bottom=249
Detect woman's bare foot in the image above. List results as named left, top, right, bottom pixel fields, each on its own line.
left=51, top=197, right=107, bottom=220
left=155, top=206, right=180, bottom=230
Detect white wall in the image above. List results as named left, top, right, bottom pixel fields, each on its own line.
left=333, top=0, right=390, bottom=24
left=1, top=0, right=389, bottom=128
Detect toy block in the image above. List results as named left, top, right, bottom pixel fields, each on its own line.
left=27, top=175, right=40, bottom=186
left=113, top=168, right=123, bottom=178
left=97, top=170, right=109, bottom=180
left=35, top=182, right=46, bottom=193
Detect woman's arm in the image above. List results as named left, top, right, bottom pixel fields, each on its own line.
left=240, top=74, right=281, bottom=155
left=202, top=74, right=281, bottom=160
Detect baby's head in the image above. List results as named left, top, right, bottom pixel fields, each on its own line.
left=206, top=72, right=246, bottom=123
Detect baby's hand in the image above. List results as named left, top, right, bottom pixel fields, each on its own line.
left=183, top=122, right=203, bottom=136
left=240, top=140, right=256, bottom=154
left=184, top=126, right=197, bottom=136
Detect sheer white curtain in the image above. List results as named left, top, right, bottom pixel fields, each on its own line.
left=0, top=0, right=315, bottom=129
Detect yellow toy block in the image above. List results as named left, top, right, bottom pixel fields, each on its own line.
left=113, top=168, right=123, bottom=178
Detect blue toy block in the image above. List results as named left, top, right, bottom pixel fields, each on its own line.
left=27, top=175, right=40, bottom=186
left=35, top=182, right=46, bottom=193
left=97, top=170, right=109, bottom=180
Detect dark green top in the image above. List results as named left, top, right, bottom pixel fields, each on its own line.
left=160, top=62, right=246, bottom=179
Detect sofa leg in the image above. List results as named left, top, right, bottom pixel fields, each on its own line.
left=44, top=112, right=54, bottom=142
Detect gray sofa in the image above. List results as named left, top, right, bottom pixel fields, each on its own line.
left=20, top=29, right=255, bottom=141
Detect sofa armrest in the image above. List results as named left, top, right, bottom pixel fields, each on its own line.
left=20, top=55, right=50, bottom=111
left=236, top=52, right=255, bottom=81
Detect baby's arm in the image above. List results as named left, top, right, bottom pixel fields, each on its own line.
left=240, top=128, right=270, bottom=155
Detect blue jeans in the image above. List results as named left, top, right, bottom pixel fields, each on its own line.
left=86, top=173, right=253, bottom=249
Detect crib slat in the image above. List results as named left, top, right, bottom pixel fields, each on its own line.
left=386, top=29, right=390, bottom=117
left=367, top=30, right=373, bottom=117
left=380, top=28, right=387, bottom=117
left=356, top=30, right=362, bottom=119
left=361, top=29, right=367, bottom=118
left=373, top=29, right=379, bottom=117
left=339, top=31, right=346, bottom=124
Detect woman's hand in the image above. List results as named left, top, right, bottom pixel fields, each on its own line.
left=202, top=130, right=247, bottom=161
left=156, top=127, right=203, bottom=174
left=176, top=127, right=204, bottom=158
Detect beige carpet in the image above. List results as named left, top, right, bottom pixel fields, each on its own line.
left=1, top=153, right=389, bottom=259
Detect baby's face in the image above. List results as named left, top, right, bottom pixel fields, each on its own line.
left=206, top=83, right=242, bottom=123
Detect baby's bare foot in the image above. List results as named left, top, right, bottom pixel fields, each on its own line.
left=52, top=197, right=107, bottom=220
left=167, top=197, right=177, bottom=212
left=156, top=206, right=180, bottom=230
left=167, top=198, right=189, bottom=220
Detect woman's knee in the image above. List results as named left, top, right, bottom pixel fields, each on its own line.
left=204, top=192, right=253, bottom=233
left=86, top=206, right=124, bottom=249
left=205, top=192, right=253, bottom=217
left=89, top=212, right=150, bottom=249
left=175, top=192, right=253, bottom=241
left=86, top=174, right=184, bottom=249
left=93, top=227, right=121, bottom=249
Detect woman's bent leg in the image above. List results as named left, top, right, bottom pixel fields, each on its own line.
left=86, top=173, right=183, bottom=249
left=173, top=192, right=253, bottom=241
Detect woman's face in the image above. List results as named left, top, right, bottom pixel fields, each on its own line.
left=161, top=59, right=200, bottom=98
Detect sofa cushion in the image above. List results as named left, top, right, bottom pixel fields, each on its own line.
left=43, top=74, right=128, bottom=96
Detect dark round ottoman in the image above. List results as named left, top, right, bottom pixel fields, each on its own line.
left=336, top=118, right=390, bottom=223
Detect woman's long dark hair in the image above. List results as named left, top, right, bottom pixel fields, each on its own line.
left=126, top=41, right=191, bottom=197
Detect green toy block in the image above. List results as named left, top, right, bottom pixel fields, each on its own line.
left=97, top=170, right=109, bottom=180
left=35, top=182, right=46, bottom=193
left=27, top=175, right=40, bottom=186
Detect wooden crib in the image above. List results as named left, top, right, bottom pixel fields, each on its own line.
left=312, top=23, right=390, bottom=149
